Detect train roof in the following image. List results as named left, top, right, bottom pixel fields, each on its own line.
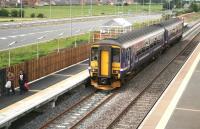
left=95, top=24, right=163, bottom=46
left=160, top=18, right=182, bottom=27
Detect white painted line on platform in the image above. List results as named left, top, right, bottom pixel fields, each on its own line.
left=54, top=74, right=73, bottom=77
left=79, top=64, right=88, bottom=66
left=28, top=90, right=41, bottom=92
left=176, top=107, right=200, bottom=112
left=155, top=46, right=200, bottom=129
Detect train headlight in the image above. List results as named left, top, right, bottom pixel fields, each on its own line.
left=92, top=69, right=98, bottom=73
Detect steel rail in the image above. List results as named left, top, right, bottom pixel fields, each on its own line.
left=39, top=90, right=96, bottom=129
left=106, top=23, right=200, bottom=129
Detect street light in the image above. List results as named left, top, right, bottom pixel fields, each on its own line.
left=74, top=29, right=81, bottom=47
left=90, top=0, right=93, bottom=16
left=50, top=0, right=52, bottom=18
left=37, top=36, right=45, bottom=59
left=148, top=0, right=151, bottom=26
left=88, top=28, right=93, bottom=43
left=57, top=32, right=64, bottom=53
left=70, top=0, right=72, bottom=36
left=8, top=41, right=17, bottom=67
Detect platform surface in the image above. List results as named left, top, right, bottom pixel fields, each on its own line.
left=0, top=60, right=88, bottom=110
left=0, top=60, right=89, bottom=128
left=139, top=44, right=200, bottom=129
left=165, top=61, right=200, bottom=129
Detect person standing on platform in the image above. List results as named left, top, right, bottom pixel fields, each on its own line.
left=6, top=70, right=15, bottom=95
left=18, top=70, right=27, bottom=95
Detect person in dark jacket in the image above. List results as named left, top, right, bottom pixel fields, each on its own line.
left=18, top=70, right=27, bottom=95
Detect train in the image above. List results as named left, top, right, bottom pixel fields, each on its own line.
left=89, top=18, right=184, bottom=90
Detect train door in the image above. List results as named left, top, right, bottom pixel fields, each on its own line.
left=127, top=48, right=131, bottom=71
left=98, top=47, right=111, bottom=78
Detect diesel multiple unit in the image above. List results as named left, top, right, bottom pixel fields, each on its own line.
left=89, top=18, right=184, bottom=90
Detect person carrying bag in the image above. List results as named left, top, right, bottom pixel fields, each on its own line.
left=6, top=71, right=15, bottom=95
left=5, top=80, right=11, bottom=96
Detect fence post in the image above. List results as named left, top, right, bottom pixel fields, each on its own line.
left=0, top=68, right=7, bottom=96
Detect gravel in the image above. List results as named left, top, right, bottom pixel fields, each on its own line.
left=73, top=29, right=200, bottom=129
left=15, top=25, right=200, bottom=129
left=15, top=86, right=95, bottom=129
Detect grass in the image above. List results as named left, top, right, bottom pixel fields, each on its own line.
left=182, top=12, right=200, bottom=23
left=0, top=33, right=89, bottom=68
left=1, top=4, right=162, bottom=20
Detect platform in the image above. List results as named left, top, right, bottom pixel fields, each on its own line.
left=0, top=60, right=89, bottom=128
left=139, top=43, right=200, bottom=129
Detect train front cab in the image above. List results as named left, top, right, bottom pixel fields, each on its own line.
left=89, top=45, right=121, bottom=90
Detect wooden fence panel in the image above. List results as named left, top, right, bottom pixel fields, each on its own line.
left=5, top=44, right=91, bottom=89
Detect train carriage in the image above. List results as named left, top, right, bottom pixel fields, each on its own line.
left=89, top=18, right=183, bottom=90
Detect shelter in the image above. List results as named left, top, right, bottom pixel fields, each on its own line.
left=93, top=18, right=132, bottom=40
left=100, top=18, right=132, bottom=34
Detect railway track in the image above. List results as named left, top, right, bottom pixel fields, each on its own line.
left=39, top=90, right=115, bottom=129
left=38, top=22, right=200, bottom=129
left=106, top=27, right=200, bottom=129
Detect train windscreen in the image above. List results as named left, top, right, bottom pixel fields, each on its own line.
left=91, top=47, right=98, bottom=61
left=112, top=48, right=120, bottom=62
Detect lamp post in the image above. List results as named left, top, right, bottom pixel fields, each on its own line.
left=20, top=0, right=22, bottom=19
left=90, top=0, right=93, bottom=16
left=50, top=0, right=52, bottom=18
left=57, top=32, right=64, bottom=53
left=8, top=41, right=17, bottom=67
left=88, top=28, right=93, bottom=43
left=70, top=0, right=72, bottom=36
left=74, top=29, right=81, bottom=47
left=148, top=0, right=151, bottom=26
left=37, top=36, right=45, bottom=59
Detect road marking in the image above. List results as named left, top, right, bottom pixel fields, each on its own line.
left=0, top=29, right=65, bottom=40
left=19, top=34, right=25, bottom=37
left=0, top=37, right=7, bottom=40
left=176, top=107, right=200, bottom=112
left=9, top=36, right=17, bottom=38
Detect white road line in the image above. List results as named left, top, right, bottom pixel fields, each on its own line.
left=176, top=107, right=200, bottom=112
left=0, top=29, right=65, bottom=40
left=9, top=36, right=17, bottom=38
left=0, top=37, right=7, bottom=40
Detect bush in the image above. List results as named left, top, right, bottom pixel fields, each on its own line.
left=30, top=13, right=35, bottom=18
left=18, top=9, right=25, bottom=17
left=37, top=13, right=44, bottom=18
left=190, top=2, right=199, bottom=12
left=10, top=9, right=18, bottom=17
left=0, top=8, right=9, bottom=17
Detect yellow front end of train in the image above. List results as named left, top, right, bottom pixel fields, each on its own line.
left=89, top=45, right=121, bottom=90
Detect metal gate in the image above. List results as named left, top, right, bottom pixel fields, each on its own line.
left=0, top=69, right=6, bottom=96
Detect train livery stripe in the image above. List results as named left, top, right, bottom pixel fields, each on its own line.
left=101, top=50, right=109, bottom=76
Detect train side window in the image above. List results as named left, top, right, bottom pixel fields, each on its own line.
left=91, top=47, right=98, bottom=61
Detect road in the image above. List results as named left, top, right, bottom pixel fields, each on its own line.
left=0, top=13, right=161, bottom=51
